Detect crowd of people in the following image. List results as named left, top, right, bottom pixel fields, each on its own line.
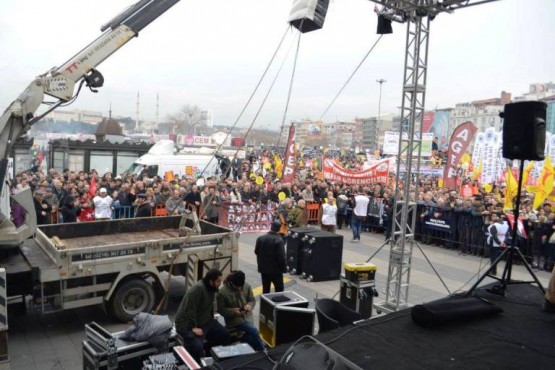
left=7, top=146, right=555, bottom=358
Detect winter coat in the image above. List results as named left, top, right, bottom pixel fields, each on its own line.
left=216, top=280, right=256, bottom=328
left=254, top=231, right=286, bottom=274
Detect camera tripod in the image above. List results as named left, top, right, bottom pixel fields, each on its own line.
left=467, top=160, right=546, bottom=296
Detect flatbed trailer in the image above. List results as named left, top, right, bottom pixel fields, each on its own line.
left=2, top=214, right=239, bottom=322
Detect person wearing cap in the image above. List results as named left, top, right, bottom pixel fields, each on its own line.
left=134, top=193, right=152, bottom=218
left=93, top=188, right=113, bottom=220
left=43, top=186, right=59, bottom=223
left=254, top=220, right=287, bottom=294
left=216, top=271, right=265, bottom=351
left=33, top=189, right=52, bottom=225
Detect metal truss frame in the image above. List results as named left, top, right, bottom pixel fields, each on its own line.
left=368, top=0, right=497, bottom=314
left=374, top=15, right=430, bottom=314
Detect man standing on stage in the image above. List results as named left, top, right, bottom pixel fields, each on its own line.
left=254, top=221, right=287, bottom=294
left=486, top=212, right=509, bottom=276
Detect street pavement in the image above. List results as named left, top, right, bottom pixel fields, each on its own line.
left=3, top=227, right=551, bottom=369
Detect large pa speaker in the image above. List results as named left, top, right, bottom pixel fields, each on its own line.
left=301, top=231, right=343, bottom=282
left=288, top=0, right=330, bottom=33
left=502, top=101, right=547, bottom=160
left=273, top=336, right=362, bottom=370
left=285, top=226, right=318, bottom=275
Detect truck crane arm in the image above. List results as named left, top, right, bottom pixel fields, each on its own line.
left=0, top=0, right=180, bottom=246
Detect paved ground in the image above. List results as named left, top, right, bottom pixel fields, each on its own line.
left=3, top=227, right=552, bottom=369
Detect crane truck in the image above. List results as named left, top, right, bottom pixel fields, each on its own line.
left=0, top=0, right=238, bottom=338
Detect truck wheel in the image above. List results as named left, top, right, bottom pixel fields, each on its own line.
left=111, top=279, right=155, bottom=322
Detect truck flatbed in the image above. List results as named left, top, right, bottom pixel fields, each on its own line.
left=52, top=229, right=180, bottom=250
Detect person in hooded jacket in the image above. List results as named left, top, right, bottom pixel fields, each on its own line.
left=216, top=270, right=265, bottom=351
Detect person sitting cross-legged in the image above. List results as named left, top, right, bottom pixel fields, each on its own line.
left=216, top=271, right=265, bottom=351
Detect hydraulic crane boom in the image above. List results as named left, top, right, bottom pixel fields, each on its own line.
left=0, top=0, right=180, bottom=245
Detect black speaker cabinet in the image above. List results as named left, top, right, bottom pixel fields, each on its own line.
left=286, top=226, right=318, bottom=275
left=502, top=101, right=547, bottom=160
left=289, top=0, right=330, bottom=33
left=301, top=231, right=343, bottom=282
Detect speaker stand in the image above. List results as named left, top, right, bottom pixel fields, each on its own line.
left=467, top=160, right=545, bottom=296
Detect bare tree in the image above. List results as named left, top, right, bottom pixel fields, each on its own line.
left=166, top=104, right=204, bottom=135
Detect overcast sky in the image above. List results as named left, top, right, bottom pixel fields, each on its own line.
left=1, top=0, right=553, bottom=129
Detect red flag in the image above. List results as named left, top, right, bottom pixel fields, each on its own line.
left=281, top=124, right=297, bottom=184
left=505, top=213, right=527, bottom=239
left=89, top=177, right=97, bottom=198
left=442, top=121, right=477, bottom=189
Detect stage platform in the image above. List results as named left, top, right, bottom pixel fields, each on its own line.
left=214, top=283, right=555, bottom=369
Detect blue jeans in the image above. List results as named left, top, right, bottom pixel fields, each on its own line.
left=351, top=217, right=362, bottom=240
left=235, top=322, right=265, bottom=351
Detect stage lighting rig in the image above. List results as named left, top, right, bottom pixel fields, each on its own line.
left=371, top=0, right=499, bottom=21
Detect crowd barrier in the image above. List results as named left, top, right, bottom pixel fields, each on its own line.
left=306, top=201, right=321, bottom=224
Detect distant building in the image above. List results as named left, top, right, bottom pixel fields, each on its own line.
left=47, top=109, right=104, bottom=124
left=362, top=113, right=397, bottom=152
left=95, top=117, right=126, bottom=144
left=201, top=110, right=214, bottom=128
left=514, top=83, right=555, bottom=102
left=449, top=92, right=509, bottom=137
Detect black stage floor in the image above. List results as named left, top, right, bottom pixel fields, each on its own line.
left=213, top=283, right=555, bottom=370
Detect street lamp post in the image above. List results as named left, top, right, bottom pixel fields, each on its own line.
left=376, top=79, right=387, bottom=152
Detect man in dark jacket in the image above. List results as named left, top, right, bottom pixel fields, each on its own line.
left=33, top=189, right=52, bottom=225
left=134, top=194, right=152, bottom=218
left=175, top=269, right=230, bottom=362
left=255, top=221, right=287, bottom=293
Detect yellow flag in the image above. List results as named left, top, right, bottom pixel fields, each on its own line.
left=533, top=155, right=554, bottom=210
left=521, top=161, right=535, bottom=187
left=273, top=154, right=283, bottom=179
left=472, top=160, right=483, bottom=181
left=503, top=169, right=518, bottom=211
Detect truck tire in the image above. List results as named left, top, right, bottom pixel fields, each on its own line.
left=111, top=279, right=156, bottom=322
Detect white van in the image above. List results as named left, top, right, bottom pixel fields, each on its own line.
left=126, top=140, right=225, bottom=179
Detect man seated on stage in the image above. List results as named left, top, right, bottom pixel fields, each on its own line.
left=175, top=268, right=230, bottom=362
left=217, top=270, right=265, bottom=351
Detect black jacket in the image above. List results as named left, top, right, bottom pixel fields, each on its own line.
left=135, top=203, right=152, bottom=218
left=254, top=231, right=286, bottom=274
left=34, top=198, right=52, bottom=225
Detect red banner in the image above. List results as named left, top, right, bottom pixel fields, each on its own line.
left=443, top=121, right=477, bottom=189
left=282, top=124, right=297, bottom=184
left=323, top=159, right=389, bottom=185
